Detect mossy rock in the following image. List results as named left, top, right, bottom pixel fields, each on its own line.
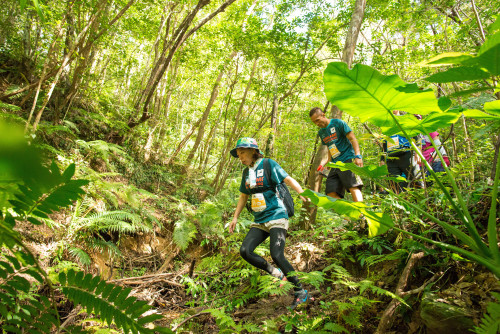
left=420, top=292, right=475, bottom=334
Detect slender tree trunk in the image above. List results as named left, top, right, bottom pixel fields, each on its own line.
left=165, top=118, right=202, bottom=165
left=470, top=0, right=486, bottom=41
left=492, top=135, right=500, bottom=181
left=212, top=59, right=258, bottom=194
left=185, top=51, right=237, bottom=166
left=265, top=95, right=279, bottom=157
left=462, top=115, right=474, bottom=182
left=128, top=0, right=237, bottom=130
left=30, top=10, right=100, bottom=132
left=24, top=1, right=72, bottom=131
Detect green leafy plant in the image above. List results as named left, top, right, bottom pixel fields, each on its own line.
left=474, top=292, right=500, bottom=334
left=0, top=122, right=172, bottom=333
left=304, top=20, right=500, bottom=277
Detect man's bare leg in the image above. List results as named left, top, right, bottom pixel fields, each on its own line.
left=349, top=187, right=363, bottom=202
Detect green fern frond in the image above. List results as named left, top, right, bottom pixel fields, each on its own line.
left=323, top=262, right=353, bottom=281
left=73, top=210, right=149, bottom=231
left=59, top=270, right=172, bottom=334
left=173, top=219, right=198, bottom=250
left=358, top=280, right=410, bottom=307
left=87, top=238, right=122, bottom=258
left=38, top=123, right=77, bottom=138
left=257, top=275, right=293, bottom=297
left=324, top=322, right=349, bottom=333
left=474, top=292, right=500, bottom=334
left=362, top=249, right=408, bottom=268
left=9, top=162, right=88, bottom=220
left=294, top=271, right=325, bottom=290
left=68, top=247, right=92, bottom=266
left=0, top=250, right=58, bottom=332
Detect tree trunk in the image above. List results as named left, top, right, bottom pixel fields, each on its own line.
left=185, top=51, right=237, bottom=167
left=491, top=135, right=500, bottom=181
left=265, top=94, right=279, bottom=157
left=128, top=0, right=237, bottom=130
left=165, top=118, right=202, bottom=165
left=212, top=59, right=258, bottom=194
left=462, top=115, right=474, bottom=182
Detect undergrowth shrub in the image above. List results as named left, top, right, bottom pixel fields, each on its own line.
left=0, top=122, right=172, bottom=333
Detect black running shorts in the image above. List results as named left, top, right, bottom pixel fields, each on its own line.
left=325, top=159, right=363, bottom=198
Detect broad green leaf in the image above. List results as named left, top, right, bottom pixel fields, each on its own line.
left=484, top=100, right=500, bottom=116
left=425, top=66, right=490, bottom=83
left=479, top=31, right=500, bottom=56
left=420, top=52, right=474, bottom=66
left=323, top=62, right=440, bottom=127
left=488, top=17, right=500, bottom=34
left=20, top=0, right=28, bottom=12
left=364, top=211, right=394, bottom=237
left=448, top=87, right=493, bottom=98
left=301, top=189, right=367, bottom=220
left=475, top=43, right=500, bottom=75
left=381, top=110, right=462, bottom=137
left=462, top=109, right=500, bottom=120
left=31, top=0, right=45, bottom=22
left=325, top=162, right=388, bottom=179
left=438, top=97, right=452, bottom=111
left=62, top=164, right=76, bottom=181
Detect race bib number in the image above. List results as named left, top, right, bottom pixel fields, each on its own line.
left=251, top=193, right=267, bottom=212
left=328, top=143, right=340, bottom=159
left=387, top=136, right=399, bottom=152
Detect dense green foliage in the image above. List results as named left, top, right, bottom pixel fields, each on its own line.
left=1, top=0, right=499, bottom=332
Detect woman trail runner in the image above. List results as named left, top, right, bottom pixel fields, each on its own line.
left=228, top=137, right=310, bottom=309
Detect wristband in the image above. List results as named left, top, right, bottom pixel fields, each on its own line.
left=354, top=154, right=362, bottom=159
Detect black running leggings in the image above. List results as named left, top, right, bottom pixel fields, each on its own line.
left=239, top=227, right=301, bottom=290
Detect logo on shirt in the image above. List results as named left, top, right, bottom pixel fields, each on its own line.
left=257, top=169, right=264, bottom=177
left=330, top=127, right=336, bottom=134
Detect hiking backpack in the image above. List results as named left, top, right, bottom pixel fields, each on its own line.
left=242, top=158, right=295, bottom=217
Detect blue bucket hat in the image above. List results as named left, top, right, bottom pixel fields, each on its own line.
left=230, top=137, right=263, bottom=157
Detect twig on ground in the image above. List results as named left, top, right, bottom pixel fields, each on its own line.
left=171, top=307, right=223, bottom=332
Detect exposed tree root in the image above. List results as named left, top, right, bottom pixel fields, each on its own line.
left=375, top=252, right=442, bottom=333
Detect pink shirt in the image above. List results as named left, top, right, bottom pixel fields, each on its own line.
left=422, top=132, right=450, bottom=166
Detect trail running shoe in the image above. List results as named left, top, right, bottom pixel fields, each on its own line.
left=290, top=289, right=309, bottom=309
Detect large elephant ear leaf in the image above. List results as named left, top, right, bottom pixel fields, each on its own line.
left=483, top=99, right=500, bottom=117
left=420, top=52, right=474, bottom=66
left=462, top=108, right=500, bottom=120
left=425, top=66, right=490, bottom=83
left=301, top=189, right=367, bottom=220
left=364, top=211, right=394, bottom=238
left=381, top=110, right=462, bottom=137
left=323, top=62, right=440, bottom=126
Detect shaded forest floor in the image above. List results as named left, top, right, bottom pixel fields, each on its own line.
left=19, top=208, right=500, bottom=333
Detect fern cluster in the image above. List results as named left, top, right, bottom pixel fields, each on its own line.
left=0, top=127, right=171, bottom=333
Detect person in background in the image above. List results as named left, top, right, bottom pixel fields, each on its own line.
left=228, top=137, right=310, bottom=309
left=309, top=107, right=364, bottom=202
left=421, top=131, right=450, bottom=173
left=380, top=110, right=423, bottom=193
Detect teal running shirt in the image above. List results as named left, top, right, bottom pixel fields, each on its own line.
left=239, top=159, right=288, bottom=223
left=318, top=119, right=355, bottom=163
